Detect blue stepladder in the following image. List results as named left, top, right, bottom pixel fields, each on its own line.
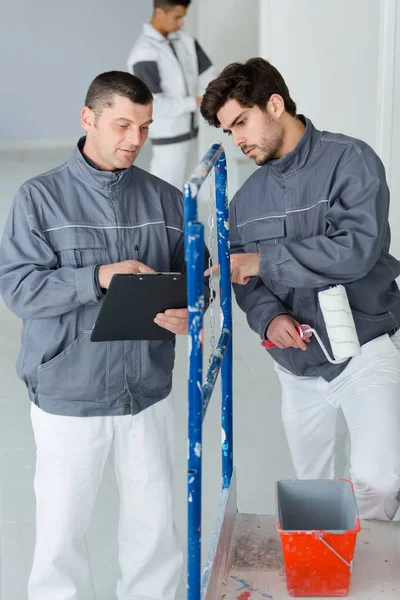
left=183, top=143, right=233, bottom=600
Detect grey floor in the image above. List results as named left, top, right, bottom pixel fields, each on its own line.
left=0, top=147, right=327, bottom=599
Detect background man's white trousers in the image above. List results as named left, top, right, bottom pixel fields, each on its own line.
left=275, top=332, right=400, bottom=521
left=150, top=138, right=198, bottom=190
left=28, top=395, right=182, bottom=600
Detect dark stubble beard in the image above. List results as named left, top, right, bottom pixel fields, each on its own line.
left=242, top=114, right=284, bottom=166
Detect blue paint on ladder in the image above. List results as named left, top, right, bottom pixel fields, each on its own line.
left=185, top=143, right=233, bottom=600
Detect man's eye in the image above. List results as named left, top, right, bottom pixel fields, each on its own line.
left=141, top=126, right=149, bottom=131
left=118, top=124, right=129, bottom=129
left=238, top=120, right=246, bottom=126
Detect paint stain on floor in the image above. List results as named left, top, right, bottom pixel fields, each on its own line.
left=229, top=515, right=283, bottom=571
left=237, top=593, right=251, bottom=600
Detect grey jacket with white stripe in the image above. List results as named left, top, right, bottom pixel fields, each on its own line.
left=0, top=142, right=187, bottom=416
left=230, top=116, right=400, bottom=381
left=127, top=24, right=217, bottom=144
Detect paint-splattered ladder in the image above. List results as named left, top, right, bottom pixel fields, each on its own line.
left=184, top=143, right=233, bottom=600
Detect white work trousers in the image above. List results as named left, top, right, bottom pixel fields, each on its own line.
left=275, top=332, right=400, bottom=521
left=28, top=395, right=182, bottom=600
left=150, top=138, right=198, bottom=190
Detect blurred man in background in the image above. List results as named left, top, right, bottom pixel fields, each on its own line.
left=127, top=0, right=217, bottom=189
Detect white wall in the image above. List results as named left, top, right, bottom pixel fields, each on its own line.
left=0, top=0, right=153, bottom=145
left=259, top=0, right=400, bottom=261
left=195, top=0, right=261, bottom=195
left=259, top=0, right=400, bottom=257
left=389, top=1, right=400, bottom=262
left=260, top=0, right=381, bottom=145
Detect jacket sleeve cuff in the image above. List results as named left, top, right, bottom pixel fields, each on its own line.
left=184, top=96, right=198, bottom=112
left=93, top=265, right=106, bottom=301
left=259, top=243, right=280, bottom=280
left=76, top=265, right=100, bottom=305
left=259, top=307, right=288, bottom=340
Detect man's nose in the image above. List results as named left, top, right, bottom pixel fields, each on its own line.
left=126, top=128, right=141, bottom=146
left=232, top=130, right=245, bottom=148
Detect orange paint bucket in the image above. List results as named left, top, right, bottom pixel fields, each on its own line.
left=276, top=479, right=360, bottom=596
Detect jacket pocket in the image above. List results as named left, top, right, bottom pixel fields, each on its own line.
left=139, top=340, right=175, bottom=393
left=351, top=309, right=399, bottom=344
left=46, top=227, right=109, bottom=268
left=239, top=217, right=286, bottom=249
left=352, top=309, right=394, bottom=323
left=37, top=331, right=125, bottom=404
left=239, top=218, right=289, bottom=295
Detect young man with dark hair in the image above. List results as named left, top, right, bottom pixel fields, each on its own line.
left=201, top=57, right=400, bottom=521
left=127, top=0, right=217, bottom=189
left=0, top=71, right=187, bottom=600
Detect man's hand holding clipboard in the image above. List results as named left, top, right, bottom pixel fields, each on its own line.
left=98, top=259, right=156, bottom=289
left=94, top=259, right=189, bottom=340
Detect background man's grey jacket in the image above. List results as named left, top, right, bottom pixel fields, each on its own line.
left=127, top=24, right=217, bottom=145
left=0, top=143, right=187, bottom=417
left=230, top=116, right=400, bottom=381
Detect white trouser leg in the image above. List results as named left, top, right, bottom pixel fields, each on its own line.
left=28, top=404, right=113, bottom=600
left=275, top=332, right=400, bottom=520
left=275, top=363, right=338, bottom=479
left=150, top=139, right=197, bottom=190
left=114, top=395, right=182, bottom=600
left=330, top=333, right=400, bottom=520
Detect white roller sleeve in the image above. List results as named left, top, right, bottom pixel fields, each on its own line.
left=318, top=285, right=361, bottom=360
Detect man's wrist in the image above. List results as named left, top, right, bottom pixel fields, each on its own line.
left=94, top=265, right=105, bottom=300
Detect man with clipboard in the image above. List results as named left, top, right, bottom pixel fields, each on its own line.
left=0, top=72, right=193, bottom=600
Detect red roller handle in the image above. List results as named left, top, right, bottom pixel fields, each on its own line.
left=261, top=324, right=312, bottom=350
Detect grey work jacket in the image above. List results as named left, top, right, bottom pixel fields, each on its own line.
left=0, top=142, right=187, bottom=416
left=230, top=116, right=400, bottom=381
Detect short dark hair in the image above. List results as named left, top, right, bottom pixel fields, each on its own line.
left=154, top=0, right=191, bottom=9
left=85, top=71, right=153, bottom=118
left=200, top=57, right=297, bottom=127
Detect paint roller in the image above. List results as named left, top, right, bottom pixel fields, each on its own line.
left=261, top=285, right=361, bottom=364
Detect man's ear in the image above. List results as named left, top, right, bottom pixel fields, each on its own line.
left=154, top=7, right=166, bottom=19
left=81, top=106, right=95, bottom=133
left=267, top=94, right=285, bottom=120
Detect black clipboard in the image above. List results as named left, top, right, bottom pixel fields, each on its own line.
left=90, top=273, right=187, bottom=342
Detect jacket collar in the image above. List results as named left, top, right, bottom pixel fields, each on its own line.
left=67, top=137, right=131, bottom=191
left=142, top=22, right=180, bottom=43
left=269, top=115, right=321, bottom=177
